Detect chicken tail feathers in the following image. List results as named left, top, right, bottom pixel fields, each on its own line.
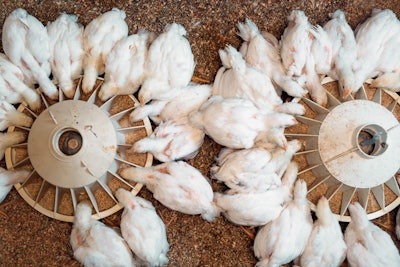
left=82, top=64, right=98, bottom=94
left=219, top=45, right=246, bottom=73
left=201, top=201, right=221, bottom=222
left=237, top=18, right=260, bottom=42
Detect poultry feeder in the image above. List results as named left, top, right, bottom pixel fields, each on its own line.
left=5, top=77, right=153, bottom=222
left=286, top=77, right=400, bottom=222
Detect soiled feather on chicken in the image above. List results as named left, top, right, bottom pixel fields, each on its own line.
left=47, top=13, right=84, bottom=98
left=0, top=53, right=40, bottom=109
left=99, top=30, right=151, bottom=101
left=253, top=180, right=312, bottom=267
left=213, top=45, right=283, bottom=109
left=214, top=161, right=298, bottom=226
left=237, top=18, right=306, bottom=98
left=189, top=96, right=297, bottom=149
left=0, top=167, right=30, bottom=203
left=2, top=8, right=58, bottom=99
left=139, top=23, right=195, bottom=105
left=0, top=100, right=33, bottom=131
left=120, top=161, right=219, bottom=221
left=131, top=121, right=204, bottom=162
left=70, top=202, right=136, bottom=267
left=344, top=202, right=400, bottom=267
left=82, top=8, right=128, bottom=93
left=300, top=196, right=347, bottom=267
left=116, top=188, right=169, bottom=267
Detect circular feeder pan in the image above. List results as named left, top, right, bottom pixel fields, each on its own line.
left=5, top=77, right=153, bottom=222
left=285, top=77, right=400, bottom=222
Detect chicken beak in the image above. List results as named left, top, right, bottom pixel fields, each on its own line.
left=342, top=88, right=351, bottom=99
left=139, top=95, right=145, bottom=106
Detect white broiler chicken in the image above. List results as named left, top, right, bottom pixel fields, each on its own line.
left=120, top=161, right=219, bottom=221
left=300, top=196, right=347, bottom=267
left=0, top=131, right=26, bottom=160
left=323, top=10, right=358, bottom=98
left=82, top=8, right=128, bottom=93
left=213, top=45, right=283, bottom=108
left=138, top=23, right=195, bottom=105
left=0, top=100, right=33, bottom=131
left=210, top=146, right=281, bottom=193
left=132, top=121, right=204, bottom=162
left=352, top=9, right=400, bottom=96
left=2, top=8, right=58, bottom=99
left=253, top=180, right=312, bottom=267
left=130, top=84, right=211, bottom=124
left=344, top=202, right=400, bottom=267
left=281, top=10, right=327, bottom=106
left=0, top=167, right=30, bottom=203
left=115, top=188, right=169, bottom=267
left=99, top=30, right=150, bottom=101
left=214, top=161, right=298, bottom=226
left=237, top=18, right=306, bottom=98
left=47, top=13, right=83, bottom=98
left=189, top=96, right=297, bottom=149
left=70, top=202, right=136, bottom=267
left=371, top=72, right=400, bottom=91
left=0, top=53, right=40, bottom=109
left=310, top=25, right=333, bottom=76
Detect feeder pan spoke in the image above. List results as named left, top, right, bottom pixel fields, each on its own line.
left=6, top=77, right=153, bottom=222
left=286, top=77, right=400, bottom=221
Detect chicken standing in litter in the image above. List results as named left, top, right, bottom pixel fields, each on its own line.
left=0, top=131, right=26, bottom=160
left=214, top=161, right=298, bottom=226
left=116, top=188, right=169, bottom=267
left=139, top=23, right=195, bottom=105
left=47, top=13, right=84, bottom=98
left=300, top=196, right=347, bottom=267
left=344, top=202, right=400, bottom=267
left=352, top=9, right=400, bottom=96
left=70, top=202, right=136, bottom=267
left=2, top=8, right=58, bottom=99
left=0, top=53, right=40, bottom=109
left=323, top=10, right=358, bottom=98
left=130, top=84, right=211, bottom=124
left=132, top=121, right=204, bottom=162
left=189, top=96, right=297, bottom=149
left=82, top=8, right=128, bottom=93
left=120, top=161, right=219, bottom=221
left=237, top=18, right=306, bottom=98
left=0, top=100, right=33, bottom=131
left=253, top=180, right=312, bottom=267
left=99, top=30, right=151, bottom=101
left=213, top=45, right=282, bottom=108
left=0, top=167, right=30, bottom=203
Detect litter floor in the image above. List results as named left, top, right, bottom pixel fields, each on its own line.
left=0, top=1, right=399, bottom=266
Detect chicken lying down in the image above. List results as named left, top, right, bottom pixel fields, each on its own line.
left=82, top=7, right=128, bottom=93
left=70, top=202, right=137, bottom=267
left=253, top=180, right=312, bottom=267
left=211, top=140, right=301, bottom=194
left=189, top=96, right=297, bottom=149
left=139, top=23, right=195, bottom=106
left=130, top=84, right=211, bottom=124
left=213, top=45, right=283, bottom=109
left=0, top=167, right=30, bottom=203
left=237, top=18, right=306, bottom=98
left=214, top=161, right=298, bottom=226
left=0, top=131, right=26, bottom=160
left=323, top=10, right=358, bottom=99
left=131, top=121, right=204, bottom=162
left=116, top=188, right=169, bottom=267
left=2, top=8, right=58, bottom=99
left=47, top=13, right=83, bottom=99
left=0, top=53, right=40, bottom=110
left=344, top=202, right=400, bottom=267
left=120, top=161, right=219, bottom=221
left=0, top=100, right=33, bottom=131
left=352, top=9, right=400, bottom=96
left=99, top=30, right=151, bottom=101
left=300, top=196, right=347, bottom=267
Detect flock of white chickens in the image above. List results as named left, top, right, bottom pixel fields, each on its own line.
left=0, top=5, right=399, bottom=267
